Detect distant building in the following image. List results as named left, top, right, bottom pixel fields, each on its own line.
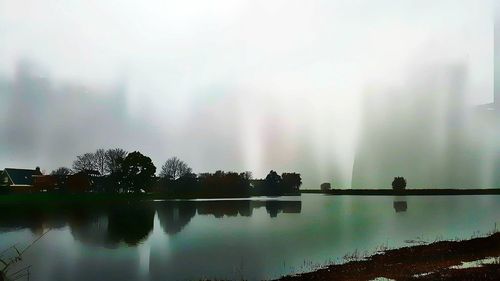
left=320, top=182, right=331, bottom=191
left=0, top=167, right=42, bottom=191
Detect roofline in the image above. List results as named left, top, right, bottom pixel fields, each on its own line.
left=3, top=168, right=40, bottom=185
left=4, top=167, right=39, bottom=170
left=3, top=170, right=15, bottom=186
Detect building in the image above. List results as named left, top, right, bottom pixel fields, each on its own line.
left=67, top=170, right=102, bottom=193
left=33, top=175, right=60, bottom=192
left=0, top=167, right=42, bottom=191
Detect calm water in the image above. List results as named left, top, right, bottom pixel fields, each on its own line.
left=1, top=194, right=500, bottom=280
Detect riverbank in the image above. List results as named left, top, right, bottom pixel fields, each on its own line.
left=301, top=189, right=500, bottom=195
left=277, top=232, right=500, bottom=281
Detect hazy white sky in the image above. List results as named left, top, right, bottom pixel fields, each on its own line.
left=0, top=0, right=495, bottom=186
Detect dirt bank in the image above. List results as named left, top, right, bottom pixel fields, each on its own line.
left=277, top=232, right=500, bottom=281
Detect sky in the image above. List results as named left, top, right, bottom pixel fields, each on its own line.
left=0, top=0, right=496, bottom=187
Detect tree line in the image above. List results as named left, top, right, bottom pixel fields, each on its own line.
left=49, top=149, right=302, bottom=196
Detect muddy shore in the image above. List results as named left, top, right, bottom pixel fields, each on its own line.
left=277, top=232, right=500, bottom=281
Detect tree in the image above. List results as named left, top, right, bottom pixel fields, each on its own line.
left=94, top=148, right=106, bottom=175
left=119, top=151, right=156, bottom=192
left=105, top=148, right=128, bottom=174
left=197, top=170, right=250, bottom=197
left=264, top=170, right=282, bottom=195
left=265, top=170, right=281, bottom=186
left=320, top=182, right=331, bottom=191
left=160, top=157, right=192, bottom=180
left=392, top=177, right=407, bottom=190
left=72, top=152, right=97, bottom=172
left=50, top=167, right=72, bottom=176
left=281, top=173, right=302, bottom=192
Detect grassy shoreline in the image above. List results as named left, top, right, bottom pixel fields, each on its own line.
left=301, top=189, right=500, bottom=196
left=276, top=232, right=500, bottom=281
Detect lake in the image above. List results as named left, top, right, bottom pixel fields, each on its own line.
left=1, top=194, right=499, bottom=280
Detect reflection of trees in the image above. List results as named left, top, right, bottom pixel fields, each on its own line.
left=0, top=205, right=66, bottom=234
left=0, top=205, right=41, bottom=232
left=265, top=201, right=302, bottom=218
left=393, top=201, right=408, bottom=213
left=69, top=203, right=155, bottom=247
left=196, top=201, right=252, bottom=218
left=69, top=206, right=110, bottom=247
left=156, top=201, right=196, bottom=235
left=0, top=203, right=155, bottom=246
left=196, top=200, right=301, bottom=219
left=156, top=200, right=302, bottom=235
left=107, top=203, right=155, bottom=246
left=0, top=200, right=303, bottom=244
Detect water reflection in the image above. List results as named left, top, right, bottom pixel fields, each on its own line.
left=0, top=195, right=499, bottom=281
left=265, top=200, right=302, bottom=218
left=157, top=201, right=197, bottom=235
left=393, top=201, right=408, bottom=213
left=0, top=199, right=302, bottom=246
left=106, top=204, right=156, bottom=246
left=393, top=196, right=408, bottom=213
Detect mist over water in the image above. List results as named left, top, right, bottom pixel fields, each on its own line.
left=0, top=0, right=497, bottom=188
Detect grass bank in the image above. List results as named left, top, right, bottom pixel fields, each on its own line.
left=301, top=189, right=500, bottom=196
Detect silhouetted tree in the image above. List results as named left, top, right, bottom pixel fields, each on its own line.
left=105, top=148, right=128, bottom=174
left=264, top=170, right=282, bottom=195
left=159, top=157, right=192, bottom=180
left=265, top=170, right=281, bottom=186
left=392, top=177, right=407, bottom=190
left=94, top=148, right=107, bottom=175
left=320, top=182, right=331, bottom=191
left=175, top=172, right=199, bottom=193
left=50, top=167, right=72, bottom=176
left=197, top=170, right=251, bottom=197
left=72, top=152, right=98, bottom=172
left=281, top=173, right=302, bottom=192
left=119, top=151, right=156, bottom=192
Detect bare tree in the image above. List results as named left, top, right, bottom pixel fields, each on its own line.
left=50, top=167, right=72, bottom=176
left=94, top=148, right=106, bottom=175
left=105, top=148, right=128, bottom=174
left=72, top=152, right=97, bottom=172
left=160, top=157, right=192, bottom=180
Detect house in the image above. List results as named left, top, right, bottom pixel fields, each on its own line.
left=0, top=167, right=43, bottom=191
left=33, top=175, right=60, bottom=192
left=67, top=170, right=101, bottom=193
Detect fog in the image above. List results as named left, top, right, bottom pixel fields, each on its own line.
left=0, top=0, right=497, bottom=188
